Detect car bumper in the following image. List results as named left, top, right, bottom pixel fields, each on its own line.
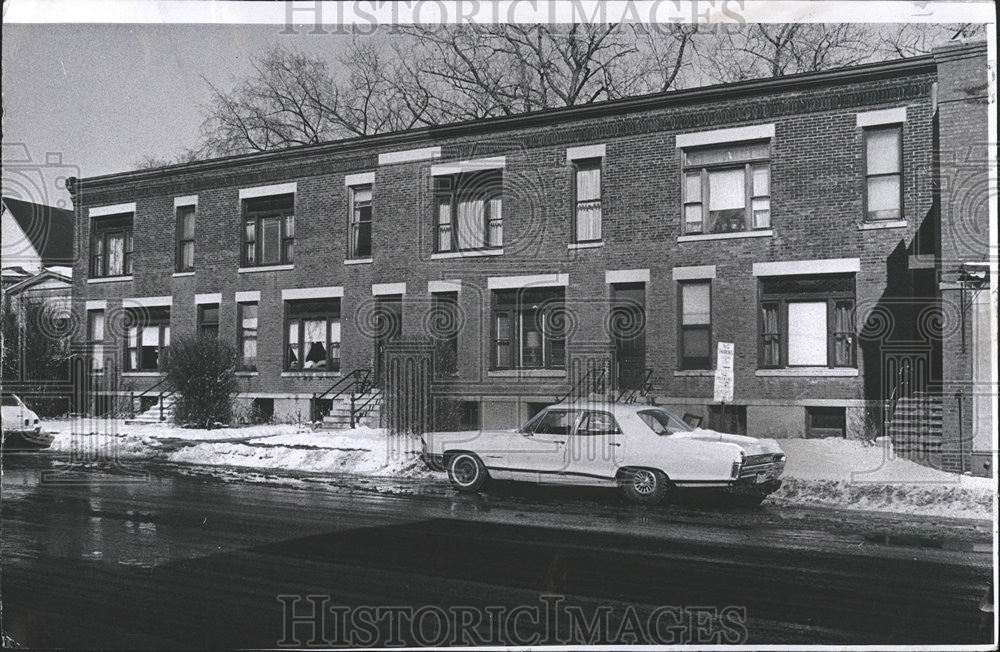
left=420, top=452, right=446, bottom=472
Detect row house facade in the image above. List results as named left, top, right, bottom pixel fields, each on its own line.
left=69, top=42, right=992, bottom=472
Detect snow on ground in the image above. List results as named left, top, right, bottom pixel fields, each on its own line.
left=772, top=436, right=995, bottom=520
left=38, top=419, right=993, bottom=519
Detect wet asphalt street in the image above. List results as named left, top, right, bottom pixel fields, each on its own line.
left=1, top=451, right=994, bottom=647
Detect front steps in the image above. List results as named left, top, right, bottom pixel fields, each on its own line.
left=125, top=396, right=177, bottom=424
left=887, top=392, right=943, bottom=456
left=320, top=391, right=383, bottom=430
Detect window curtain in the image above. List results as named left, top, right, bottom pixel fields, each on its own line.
left=303, top=319, right=327, bottom=368
left=456, top=197, right=485, bottom=249
left=107, top=234, right=124, bottom=275
left=488, top=196, right=503, bottom=246
left=576, top=165, right=601, bottom=241
left=787, top=302, right=827, bottom=366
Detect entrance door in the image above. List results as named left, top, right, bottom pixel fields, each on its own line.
left=610, top=283, right=646, bottom=390
left=374, top=295, right=402, bottom=387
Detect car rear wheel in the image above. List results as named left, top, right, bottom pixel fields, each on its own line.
left=621, top=468, right=669, bottom=505
left=447, top=453, right=488, bottom=492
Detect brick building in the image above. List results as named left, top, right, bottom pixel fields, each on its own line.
left=69, top=42, right=991, bottom=472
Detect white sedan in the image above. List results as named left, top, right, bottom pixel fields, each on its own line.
left=422, top=402, right=785, bottom=505
left=1, top=393, right=53, bottom=449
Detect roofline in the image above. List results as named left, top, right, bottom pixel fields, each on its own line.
left=3, top=268, right=72, bottom=295
left=72, top=53, right=938, bottom=192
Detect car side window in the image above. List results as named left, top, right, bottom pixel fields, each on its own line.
left=577, top=411, right=621, bottom=436
left=533, top=410, right=577, bottom=435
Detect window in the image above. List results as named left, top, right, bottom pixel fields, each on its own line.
left=679, top=281, right=711, bottom=370
left=284, top=298, right=340, bottom=372
left=349, top=185, right=372, bottom=259
left=577, top=411, right=620, bottom=435
left=87, top=310, right=105, bottom=371
left=637, top=408, right=692, bottom=435
left=176, top=205, right=195, bottom=272
left=682, top=141, right=770, bottom=235
left=532, top=410, right=578, bottom=435
left=90, top=213, right=133, bottom=277
left=124, top=307, right=170, bottom=372
left=198, top=304, right=219, bottom=337
left=435, top=171, right=502, bottom=252
left=242, top=194, right=294, bottom=267
left=806, top=406, right=846, bottom=438
left=573, top=158, right=602, bottom=242
left=491, top=288, right=565, bottom=370
left=238, top=302, right=258, bottom=371
left=430, top=292, right=459, bottom=376
left=757, top=274, right=856, bottom=369
left=708, top=404, right=747, bottom=435
left=864, top=125, right=902, bottom=220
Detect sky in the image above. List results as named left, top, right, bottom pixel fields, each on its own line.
left=2, top=23, right=352, bottom=207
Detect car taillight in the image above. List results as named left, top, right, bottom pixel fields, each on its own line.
left=24, top=419, right=31, bottom=426
left=731, top=459, right=742, bottom=478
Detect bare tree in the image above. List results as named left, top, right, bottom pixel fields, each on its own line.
left=877, top=23, right=987, bottom=58
left=697, top=24, right=874, bottom=83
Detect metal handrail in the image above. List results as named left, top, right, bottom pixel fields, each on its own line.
left=555, top=367, right=607, bottom=404
left=615, top=368, right=654, bottom=403
left=312, top=369, right=372, bottom=421
left=884, top=360, right=911, bottom=435
left=129, top=376, right=170, bottom=417
left=350, top=389, right=383, bottom=428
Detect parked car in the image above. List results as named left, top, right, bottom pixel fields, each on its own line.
left=1, top=394, right=53, bottom=450
left=422, top=402, right=785, bottom=505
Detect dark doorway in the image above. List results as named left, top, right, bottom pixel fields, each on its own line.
left=610, top=283, right=646, bottom=390
left=374, top=295, right=403, bottom=387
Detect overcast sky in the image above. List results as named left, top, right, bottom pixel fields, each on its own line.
left=2, top=23, right=351, bottom=207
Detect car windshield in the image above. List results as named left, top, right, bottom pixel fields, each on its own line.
left=637, top=408, right=692, bottom=436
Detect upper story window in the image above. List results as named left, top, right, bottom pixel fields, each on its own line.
left=682, top=141, right=770, bottom=235
left=758, top=274, right=855, bottom=369
left=863, top=125, right=902, bottom=221
left=573, top=158, right=602, bottom=243
left=176, top=204, right=195, bottom=272
left=349, top=185, right=373, bottom=259
left=125, top=306, right=170, bottom=372
left=491, top=288, right=565, bottom=370
left=284, top=298, right=340, bottom=372
left=90, top=213, right=133, bottom=278
left=242, top=193, right=294, bottom=267
left=435, top=171, right=502, bottom=253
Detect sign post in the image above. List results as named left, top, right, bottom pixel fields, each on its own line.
left=714, top=342, right=735, bottom=426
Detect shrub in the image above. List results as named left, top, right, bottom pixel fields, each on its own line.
left=163, top=333, right=240, bottom=428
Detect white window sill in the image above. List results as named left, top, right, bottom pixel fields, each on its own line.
left=488, top=369, right=565, bottom=378
left=235, top=371, right=259, bottom=377
left=858, top=220, right=907, bottom=231
left=122, top=371, right=164, bottom=377
left=674, top=369, right=715, bottom=377
left=755, top=368, right=858, bottom=377
left=431, top=249, right=503, bottom=260
left=87, top=275, right=133, bottom=284
left=678, top=230, right=773, bottom=243
left=238, top=264, right=294, bottom=273
left=344, top=258, right=373, bottom=265
left=568, top=241, right=604, bottom=250
left=281, top=371, right=342, bottom=378
left=172, top=271, right=195, bottom=278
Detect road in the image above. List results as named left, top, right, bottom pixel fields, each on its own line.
left=1, top=452, right=994, bottom=647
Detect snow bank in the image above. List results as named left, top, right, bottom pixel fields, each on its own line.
left=772, top=436, right=995, bottom=520
left=166, top=428, right=431, bottom=478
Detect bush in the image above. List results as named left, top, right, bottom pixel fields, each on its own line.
left=163, top=333, right=240, bottom=428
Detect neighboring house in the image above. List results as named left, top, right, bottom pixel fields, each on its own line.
left=1, top=198, right=75, bottom=411
left=68, top=42, right=992, bottom=474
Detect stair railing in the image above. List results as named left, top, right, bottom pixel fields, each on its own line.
left=311, top=369, right=372, bottom=422
left=883, top=360, right=911, bottom=438
left=615, top=368, right=654, bottom=404
left=350, top=389, right=383, bottom=428
left=131, top=377, right=170, bottom=418
left=555, top=366, right=607, bottom=404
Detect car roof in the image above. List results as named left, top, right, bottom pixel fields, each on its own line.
left=547, top=401, right=660, bottom=418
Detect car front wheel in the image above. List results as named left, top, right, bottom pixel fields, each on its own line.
left=447, top=453, right=488, bottom=492
left=621, top=468, right=670, bottom=505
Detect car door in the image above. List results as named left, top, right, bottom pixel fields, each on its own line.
left=505, top=408, right=576, bottom=482
left=567, top=410, right=623, bottom=482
